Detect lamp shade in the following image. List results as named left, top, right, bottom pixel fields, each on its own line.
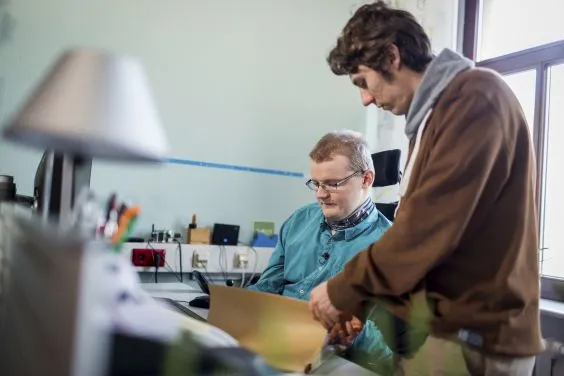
left=2, top=48, right=169, bottom=162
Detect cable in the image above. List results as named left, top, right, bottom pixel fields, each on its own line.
left=146, top=239, right=183, bottom=283
left=245, top=246, right=259, bottom=288
left=240, top=267, right=246, bottom=288
left=223, top=246, right=229, bottom=280
left=223, top=245, right=229, bottom=280
left=146, top=240, right=159, bottom=284
left=217, top=245, right=223, bottom=278
left=174, top=239, right=183, bottom=282
left=164, top=260, right=175, bottom=273
left=154, top=252, right=160, bottom=284
left=237, top=242, right=259, bottom=288
left=202, top=263, right=215, bottom=284
left=218, top=245, right=229, bottom=281
left=191, top=248, right=216, bottom=284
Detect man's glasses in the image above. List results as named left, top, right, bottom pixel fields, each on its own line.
left=305, top=171, right=362, bottom=192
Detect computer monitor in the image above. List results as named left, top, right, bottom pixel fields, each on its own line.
left=34, top=151, right=92, bottom=220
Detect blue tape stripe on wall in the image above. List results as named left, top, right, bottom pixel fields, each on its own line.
left=166, top=158, right=305, bottom=178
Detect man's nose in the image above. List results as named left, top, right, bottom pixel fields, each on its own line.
left=360, top=90, right=374, bottom=107
left=315, top=186, right=329, bottom=199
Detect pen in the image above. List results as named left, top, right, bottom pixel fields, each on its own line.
left=112, top=205, right=142, bottom=251
left=105, top=193, right=117, bottom=222
left=117, top=203, right=127, bottom=221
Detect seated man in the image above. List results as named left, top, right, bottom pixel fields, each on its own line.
left=248, top=130, right=393, bottom=372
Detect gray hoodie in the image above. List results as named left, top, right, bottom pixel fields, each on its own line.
left=404, top=49, right=475, bottom=140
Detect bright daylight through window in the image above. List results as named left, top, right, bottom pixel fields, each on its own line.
left=479, top=0, right=564, bottom=60
left=540, top=64, right=564, bottom=278
left=475, top=0, right=564, bottom=280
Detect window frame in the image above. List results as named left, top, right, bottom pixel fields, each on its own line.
left=462, top=0, right=564, bottom=302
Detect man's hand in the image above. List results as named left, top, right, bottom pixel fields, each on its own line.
left=309, top=281, right=343, bottom=329
left=328, top=316, right=363, bottom=347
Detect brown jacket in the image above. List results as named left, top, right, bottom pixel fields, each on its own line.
left=327, top=67, right=544, bottom=356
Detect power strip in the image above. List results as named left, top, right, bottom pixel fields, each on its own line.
left=120, top=242, right=274, bottom=275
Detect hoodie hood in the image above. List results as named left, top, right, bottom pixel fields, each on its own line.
left=405, top=48, right=475, bottom=140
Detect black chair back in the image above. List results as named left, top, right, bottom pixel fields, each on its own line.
left=372, top=149, right=401, bottom=187
left=371, top=149, right=401, bottom=222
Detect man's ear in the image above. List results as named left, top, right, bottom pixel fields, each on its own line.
left=388, top=44, right=401, bottom=70
left=363, top=170, right=375, bottom=188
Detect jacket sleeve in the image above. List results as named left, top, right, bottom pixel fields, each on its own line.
left=327, top=94, right=509, bottom=314
left=350, top=320, right=393, bottom=362
left=247, top=221, right=289, bottom=294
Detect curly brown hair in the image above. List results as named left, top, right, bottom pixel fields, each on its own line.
left=327, top=1, right=433, bottom=81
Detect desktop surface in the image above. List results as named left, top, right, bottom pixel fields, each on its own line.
left=141, top=282, right=379, bottom=376
left=153, top=297, right=207, bottom=322
left=141, top=281, right=212, bottom=320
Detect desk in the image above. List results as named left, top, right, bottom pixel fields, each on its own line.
left=141, top=282, right=378, bottom=376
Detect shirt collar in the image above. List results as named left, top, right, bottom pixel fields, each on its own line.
left=319, top=207, right=378, bottom=240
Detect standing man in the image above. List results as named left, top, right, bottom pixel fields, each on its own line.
left=309, top=1, right=544, bottom=375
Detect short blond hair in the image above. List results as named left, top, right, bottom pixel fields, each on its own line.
left=309, top=130, right=374, bottom=172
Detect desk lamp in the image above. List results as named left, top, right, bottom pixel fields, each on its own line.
left=2, top=48, right=169, bottom=222
left=0, top=49, right=173, bottom=376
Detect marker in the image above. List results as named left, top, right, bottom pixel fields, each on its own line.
left=111, top=206, right=142, bottom=251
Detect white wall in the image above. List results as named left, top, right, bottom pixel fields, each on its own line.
left=0, top=0, right=372, bottom=242
left=0, top=0, right=460, bottom=240
left=367, top=0, right=460, bottom=204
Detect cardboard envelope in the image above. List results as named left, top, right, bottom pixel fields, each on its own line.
left=207, top=285, right=327, bottom=373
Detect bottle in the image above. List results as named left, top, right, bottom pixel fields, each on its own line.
left=189, top=213, right=197, bottom=229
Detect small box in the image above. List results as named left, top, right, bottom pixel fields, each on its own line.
left=131, top=248, right=166, bottom=267
left=253, top=221, right=275, bottom=236
left=212, top=223, right=240, bottom=246
left=187, top=227, right=211, bottom=244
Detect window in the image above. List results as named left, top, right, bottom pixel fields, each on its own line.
left=479, top=0, right=564, bottom=60
left=540, top=63, right=564, bottom=278
left=501, top=70, right=536, bottom=139
left=464, top=0, right=564, bottom=299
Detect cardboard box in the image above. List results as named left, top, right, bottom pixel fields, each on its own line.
left=187, top=227, right=211, bottom=244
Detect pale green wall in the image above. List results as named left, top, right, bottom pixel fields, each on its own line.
left=0, top=0, right=371, bottom=241
left=0, top=0, right=459, bottom=241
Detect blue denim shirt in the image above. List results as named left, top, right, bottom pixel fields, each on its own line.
left=248, top=202, right=393, bottom=364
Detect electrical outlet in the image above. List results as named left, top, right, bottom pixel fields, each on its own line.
left=192, top=250, right=209, bottom=268
left=234, top=251, right=249, bottom=269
